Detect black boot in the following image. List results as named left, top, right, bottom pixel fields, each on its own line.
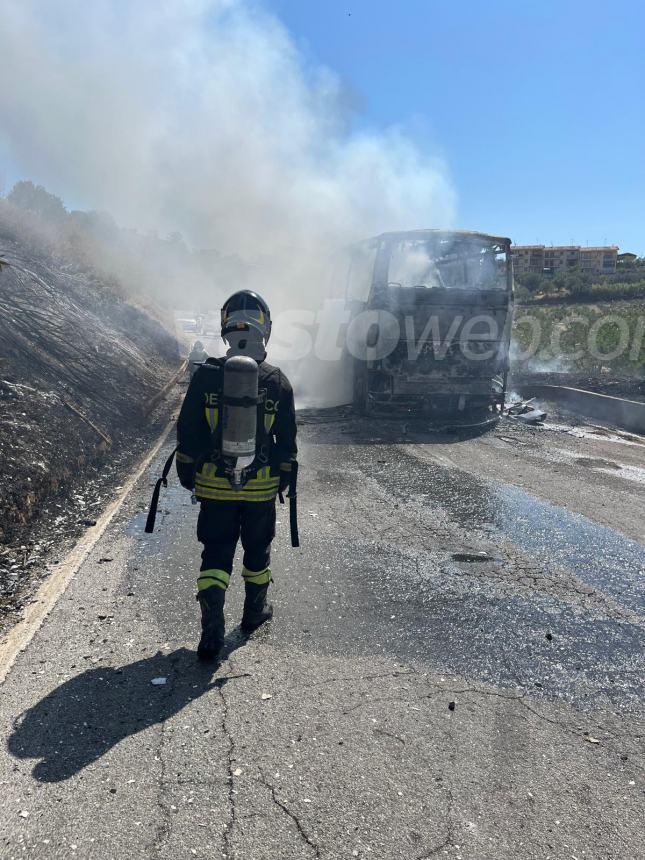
left=197, top=586, right=226, bottom=660
left=241, top=582, right=273, bottom=633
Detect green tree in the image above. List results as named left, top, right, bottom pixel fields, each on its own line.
left=543, top=273, right=565, bottom=296
left=521, top=272, right=542, bottom=292
left=566, top=270, right=591, bottom=297
left=69, top=209, right=118, bottom=240
left=7, top=181, right=67, bottom=223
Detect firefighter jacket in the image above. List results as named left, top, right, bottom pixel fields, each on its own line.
left=176, top=357, right=297, bottom=502
left=187, top=346, right=209, bottom=378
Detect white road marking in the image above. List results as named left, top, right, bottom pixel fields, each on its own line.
left=0, top=420, right=174, bottom=684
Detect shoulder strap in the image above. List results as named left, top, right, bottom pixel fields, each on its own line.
left=145, top=447, right=177, bottom=533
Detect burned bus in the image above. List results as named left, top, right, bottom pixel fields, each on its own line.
left=337, top=230, right=514, bottom=419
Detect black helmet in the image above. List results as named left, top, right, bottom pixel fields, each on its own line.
left=221, top=290, right=271, bottom=343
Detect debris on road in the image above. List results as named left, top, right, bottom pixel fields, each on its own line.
left=452, top=551, right=492, bottom=562
left=261, top=692, right=273, bottom=700
left=517, top=408, right=548, bottom=424
left=151, top=677, right=167, bottom=686
left=506, top=397, right=547, bottom=424
left=497, top=435, right=528, bottom=445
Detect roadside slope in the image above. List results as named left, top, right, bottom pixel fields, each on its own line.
left=0, top=221, right=181, bottom=617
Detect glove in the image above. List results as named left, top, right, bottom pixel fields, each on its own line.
left=278, top=469, right=290, bottom=495
left=176, top=459, right=195, bottom=491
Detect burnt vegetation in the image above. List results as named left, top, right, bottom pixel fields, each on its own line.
left=0, top=181, right=182, bottom=600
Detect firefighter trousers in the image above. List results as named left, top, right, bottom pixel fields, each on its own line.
left=196, top=499, right=276, bottom=591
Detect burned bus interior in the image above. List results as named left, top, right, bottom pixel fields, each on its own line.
left=342, top=230, right=514, bottom=422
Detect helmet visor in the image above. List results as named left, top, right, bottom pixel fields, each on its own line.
left=221, top=293, right=270, bottom=340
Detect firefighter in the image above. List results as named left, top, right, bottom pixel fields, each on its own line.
left=176, top=291, right=297, bottom=660
left=187, top=340, right=209, bottom=379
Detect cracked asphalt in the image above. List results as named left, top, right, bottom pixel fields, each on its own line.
left=0, top=409, right=644, bottom=859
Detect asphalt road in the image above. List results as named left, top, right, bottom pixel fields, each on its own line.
left=0, top=410, right=643, bottom=859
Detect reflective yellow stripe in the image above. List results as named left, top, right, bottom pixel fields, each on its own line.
left=195, top=482, right=279, bottom=494
left=198, top=569, right=230, bottom=590
left=195, top=468, right=278, bottom=488
left=264, top=414, right=275, bottom=432
left=195, top=472, right=278, bottom=484
left=204, top=407, right=219, bottom=431
left=194, top=462, right=278, bottom=500
left=196, top=493, right=277, bottom=502
left=195, top=475, right=229, bottom=486
left=176, top=451, right=195, bottom=464
left=279, top=461, right=292, bottom=471
left=199, top=462, right=218, bottom=479
left=242, top=566, right=271, bottom=585
left=195, top=487, right=278, bottom=502
left=196, top=477, right=279, bottom=489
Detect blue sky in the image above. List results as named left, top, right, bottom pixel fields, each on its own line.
left=269, top=0, right=645, bottom=253
left=0, top=0, right=645, bottom=255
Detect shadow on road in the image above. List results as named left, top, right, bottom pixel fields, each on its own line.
left=7, top=635, right=249, bottom=783
left=297, top=406, right=500, bottom=445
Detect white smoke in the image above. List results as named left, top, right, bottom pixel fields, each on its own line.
left=0, top=0, right=456, bottom=402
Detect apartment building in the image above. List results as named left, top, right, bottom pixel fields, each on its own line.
left=511, top=245, right=618, bottom=275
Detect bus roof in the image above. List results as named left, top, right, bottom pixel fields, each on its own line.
left=363, top=229, right=512, bottom=246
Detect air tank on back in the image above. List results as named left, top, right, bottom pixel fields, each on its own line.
left=222, top=355, right=259, bottom=484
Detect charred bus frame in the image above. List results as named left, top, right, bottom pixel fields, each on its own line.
left=343, top=230, right=514, bottom=419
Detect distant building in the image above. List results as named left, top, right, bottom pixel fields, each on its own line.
left=511, top=245, right=618, bottom=275
left=617, top=252, right=638, bottom=264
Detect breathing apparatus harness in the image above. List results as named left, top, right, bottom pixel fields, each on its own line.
left=200, top=355, right=267, bottom=489
left=146, top=291, right=299, bottom=546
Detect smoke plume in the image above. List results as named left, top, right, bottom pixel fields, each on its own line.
left=1, top=0, right=456, bottom=399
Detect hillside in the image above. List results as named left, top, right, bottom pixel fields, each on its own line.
left=511, top=297, right=645, bottom=379
left=0, top=202, right=181, bottom=606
